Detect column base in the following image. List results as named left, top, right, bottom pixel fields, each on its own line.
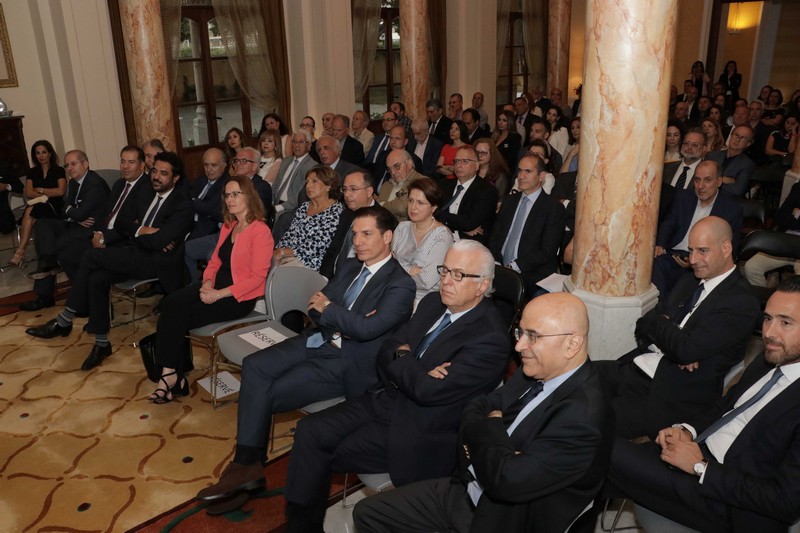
left=782, top=170, right=799, bottom=205
left=564, top=278, right=659, bottom=361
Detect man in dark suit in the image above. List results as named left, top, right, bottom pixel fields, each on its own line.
left=316, top=134, right=359, bottom=182
left=605, top=276, right=800, bottom=533
left=354, top=292, right=614, bottom=533
left=372, top=126, right=423, bottom=194
left=706, top=125, right=756, bottom=197
left=435, top=146, right=498, bottom=244
left=280, top=240, right=511, bottom=530
left=194, top=206, right=415, bottom=505
left=463, top=108, right=485, bottom=144
left=514, top=96, right=536, bottom=146
left=425, top=98, right=453, bottom=145
left=489, top=155, right=566, bottom=298
left=653, top=160, right=743, bottom=300
left=269, top=129, right=317, bottom=242
left=408, top=118, right=445, bottom=178
left=310, top=114, right=365, bottom=167
left=26, top=151, right=194, bottom=371
left=187, top=147, right=227, bottom=241
left=660, top=129, right=705, bottom=220
left=597, top=216, right=760, bottom=439
left=20, top=146, right=145, bottom=311
left=365, top=110, right=399, bottom=175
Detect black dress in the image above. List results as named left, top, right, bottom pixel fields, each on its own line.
left=27, top=165, right=66, bottom=219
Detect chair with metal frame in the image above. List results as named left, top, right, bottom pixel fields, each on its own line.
left=110, top=277, right=160, bottom=347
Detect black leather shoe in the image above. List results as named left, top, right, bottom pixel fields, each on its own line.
left=26, top=319, right=72, bottom=339
left=81, top=344, right=113, bottom=371
left=27, top=264, right=62, bottom=280
left=19, top=296, right=56, bottom=311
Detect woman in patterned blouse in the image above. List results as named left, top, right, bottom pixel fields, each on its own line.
left=273, top=166, right=344, bottom=271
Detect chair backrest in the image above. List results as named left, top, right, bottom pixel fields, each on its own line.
left=490, top=265, right=525, bottom=332
left=266, top=265, right=328, bottom=321
left=738, top=230, right=800, bottom=263
left=95, top=168, right=121, bottom=189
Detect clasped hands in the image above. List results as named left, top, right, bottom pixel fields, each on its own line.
left=199, top=282, right=222, bottom=304
left=655, top=426, right=703, bottom=474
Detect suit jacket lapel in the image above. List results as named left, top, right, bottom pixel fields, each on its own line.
left=681, top=271, right=740, bottom=329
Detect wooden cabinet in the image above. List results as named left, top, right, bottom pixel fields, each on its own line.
left=0, top=116, right=29, bottom=179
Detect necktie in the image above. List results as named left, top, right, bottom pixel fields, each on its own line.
left=672, top=282, right=704, bottom=325
left=104, top=182, right=132, bottom=228
left=438, top=184, right=464, bottom=213
left=416, top=313, right=452, bottom=359
left=503, top=381, right=545, bottom=425
left=66, top=180, right=79, bottom=207
left=334, top=222, right=355, bottom=272
left=194, top=181, right=213, bottom=222
left=502, top=195, right=530, bottom=265
left=341, top=266, right=371, bottom=310
left=696, top=368, right=784, bottom=443
left=428, top=120, right=436, bottom=134
left=675, top=165, right=690, bottom=189
left=143, top=196, right=163, bottom=227
left=373, top=136, right=388, bottom=163
left=517, top=115, right=523, bottom=125
left=274, top=159, right=299, bottom=205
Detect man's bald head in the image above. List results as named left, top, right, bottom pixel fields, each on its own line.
left=687, top=216, right=734, bottom=280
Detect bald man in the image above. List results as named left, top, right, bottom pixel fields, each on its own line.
left=598, top=216, right=760, bottom=439
left=354, top=293, right=614, bottom=533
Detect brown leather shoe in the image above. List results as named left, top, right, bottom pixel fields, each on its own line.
left=204, top=492, right=251, bottom=515
left=196, top=462, right=265, bottom=502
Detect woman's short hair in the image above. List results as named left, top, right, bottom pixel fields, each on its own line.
left=306, top=165, right=341, bottom=200
left=223, top=174, right=266, bottom=225
left=258, top=129, right=283, bottom=159
left=407, top=177, right=443, bottom=209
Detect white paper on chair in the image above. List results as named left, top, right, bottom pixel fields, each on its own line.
left=536, top=273, right=568, bottom=293
left=238, top=326, right=289, bottom=350
left=26, top=195, right=49, bottom=206
left=196, top=371, right=240, bottom=398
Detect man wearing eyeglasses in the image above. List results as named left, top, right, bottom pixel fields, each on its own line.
left=279, top=240, right=510, bottom=531
left=269, top=129, right=317, bottom=241
left=660, top=129, right=706, bottom=219
left=435, top=146, right=498, bottom=244
left=705, top=125, right=756, bottom=197
left=354, top=291, right=613, bottom=533
left=377, top=149, right=424, bottom=222
left=316, top=134, right=360, bottom=182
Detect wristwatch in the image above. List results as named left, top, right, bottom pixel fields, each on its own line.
left=693, top=460, right=708, bottom=477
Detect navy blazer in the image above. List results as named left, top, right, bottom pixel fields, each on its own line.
left=189, top=174, right=227, bottom=240
left=436, top=177, right=498, bottom=244
left=375, top=294, right=510, bottom=486
left=94, top=174, right=150, bottom=246
left=62, top=170, right=110, bottom=223
left=407, top=135, right=445, bottom=178
left=311, top=136, right=366, bottom=167
left=705, top=150, right=755, bottom=197
left=428, top=115, right=453, bottom=145
left=456, top=362, right=614, bottom=533
left=488, top=190, right=566, bottom=295
left=308, top=256, right=415, bottom=397
left=657, top=187, right=744, bottom=255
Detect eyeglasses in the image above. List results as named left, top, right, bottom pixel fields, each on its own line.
left=291, top=140, right=309, bottom=145
left=436, top=265, right=482, bottom=281
left=452, top=159, right=477, bottom=165
left=513, top=328, right=573, bottom=343
left=223, top=191, right=244, bottom=199
left=340, top=185, right=370, bottom=193
left=232, top=158, right=256, bottom=165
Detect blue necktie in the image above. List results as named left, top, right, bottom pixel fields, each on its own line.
left=342, top=266, right=371, bottom=310
left=673, top=283, right=704, bottom=325
left=416, top=313, right=452, bottom=359
left=438, top=184, right=464, bottom=213
left=696, top=368, right=784, bottom=443
left=502, top=195, right=530, bottom=265
left=503, top=381, right=544, bottom=425
left=143, top=196, right=163, bottom=227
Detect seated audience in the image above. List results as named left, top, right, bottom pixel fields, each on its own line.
left=436, top=120, right=470, bottom=181
left=492, top=109, right=522, bottom=175
left=475, top=138, right=510, bottom=206
left=148, top=175, right=273, bottom=404
left=392, top=177, right=454, bottom=305
left=194, top=206, right=415, bottom=507
left=518, top=118, right=562, bottom=172
left=187, top=147, right=228, bottom=241
left=10, top=141, right=67, bottom=266
left=561, top=117, right=582, bottom=173
left=664, top=120, right=684, bottom=163
left=299, top=116, right=317, bottom=141
left=142, top=139, right=165, bottom=175
left=256, top=129, right=282, bottom=184
left=765, top=113, right=798, bottom=161
left=257, top=113, right=292, bottom=157
left=377, top=149, right=422, bottom=222
left=365, top=111, right=399, bottom=176
left=463, top=108, right=485, bottom=144
left=223, top=127, right=246, bottom=175
left=705, top=125, right=756, bottom=197
left=660, top=128, right=706, bottom=217
left=426, top=98, right=453, bottom=145
left=25, top=152, right=194, bottom=371
left=605, top=276, right=800, bottom=532
left=21, top=147, right=144, bottom=312
left=353, top=292, right=613, bottom=533
left=351, top=110, right=374, bottom=157
left=762, top=88, right=786, bottom=128
left=281, top=240, right=509, bottom=530
left=521, top=139, right=558, bottom=194
left=274, top=166, right=343, bottom=271
left=653, top=161, right=742, bottom=300
left=270, top=129, right=317, bottom=241
left=701, top=118, right=725, bottom=153
left=408, top=118, right=445, bottom=178
left=598, top=216, right=759, bottom=438
left=374, top=126, right=423, bottom=194
left=390, top=102, right=413, bottom=137
left=311, top=114, right=365, bottom=167
left=316, top=134, right=360, bottom=182
left=545, top=104, right=570, bottom=159
left=489, top=154, right=565, bottom=298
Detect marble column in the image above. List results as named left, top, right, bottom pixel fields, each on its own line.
left=564, top=0, right=679, bottom=360
left=546, top=0, right=571, bottom=97
left=399, top=0, right=430, bottom=122
left=119, top=0, right=176, bottom=150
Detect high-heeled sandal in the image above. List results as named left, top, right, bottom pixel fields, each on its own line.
left=8, top=249, right=25, bottom=266
left=149, top=371, right=179, bottom=404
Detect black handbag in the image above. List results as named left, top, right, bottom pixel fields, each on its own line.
left=139, top=333, right=194, bottom=382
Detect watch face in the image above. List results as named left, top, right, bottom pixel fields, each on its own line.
left=693, top=462, right=706, bottom=476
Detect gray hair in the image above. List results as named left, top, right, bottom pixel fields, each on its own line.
left=317, top=134, right=341, bottom=155
left=294, top=129, right=313, bottom=143
left=450, top=239, right=495, bottom=294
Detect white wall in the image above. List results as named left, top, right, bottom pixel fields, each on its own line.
left=1, top=0, right=127, bottom=169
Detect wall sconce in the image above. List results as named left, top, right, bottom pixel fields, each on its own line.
left=728, top=2, right=742, bottom=34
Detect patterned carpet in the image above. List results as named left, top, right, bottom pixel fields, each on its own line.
left=0, top=295, right=301, bottom=532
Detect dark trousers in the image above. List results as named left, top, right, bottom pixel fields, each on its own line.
left=65, top=246, right=159, bottom=335
left=236, top=336, right=348, bottom=452
left=605, top=437, right=729, bottom=533
left=352, top=477, right=474, bottom=533
left=594, top=359, right=653, bottom=439
left=155, top=282, right=255, bottom=373
left=33, top=220, right=92, bottom=298
left=284, top=394, right=391, bottom=527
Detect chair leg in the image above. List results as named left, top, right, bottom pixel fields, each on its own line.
left=341, top=473, right=350, bottom=508
left=130, top=289, right=140, bottom=347
left=600, top=498, right=637, bottom=532
left=211, top=338, right=220, bottom=409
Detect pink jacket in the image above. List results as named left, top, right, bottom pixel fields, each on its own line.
left=203, top=219, right=274, bottom=302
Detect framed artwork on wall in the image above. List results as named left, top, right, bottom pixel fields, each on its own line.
left=0, top=3, right=18, bottom=88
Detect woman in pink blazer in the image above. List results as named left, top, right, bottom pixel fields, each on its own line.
left=148, top=174, right=273, bottom=404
